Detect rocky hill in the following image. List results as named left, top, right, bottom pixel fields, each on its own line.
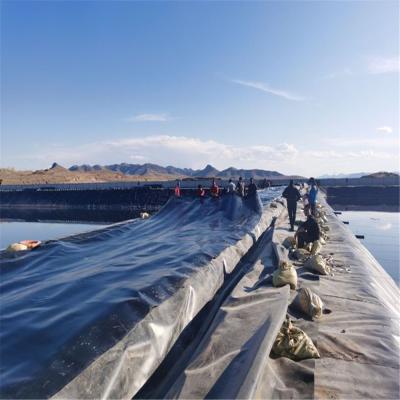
left=361, top=172, right=399, bottom=179
left=0, top=162, right=299, bottom=185
left=68, top=163, right=287, bottom=180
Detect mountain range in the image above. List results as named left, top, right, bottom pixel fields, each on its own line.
left=69, top=163, right=290, bottom=179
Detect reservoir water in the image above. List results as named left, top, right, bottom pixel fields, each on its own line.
left=336, top=211, right=399, bottom=284
left=0, top=221, right=107, bottom=250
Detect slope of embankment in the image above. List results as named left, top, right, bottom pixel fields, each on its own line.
left=0, top=194, right=284, bottom=398
left=136, top=194, right=399, bottom=399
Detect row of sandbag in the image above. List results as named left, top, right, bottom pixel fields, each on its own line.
left=282, top=205, right=333, bottom=275
left=268, top=203, right=332, bottom=362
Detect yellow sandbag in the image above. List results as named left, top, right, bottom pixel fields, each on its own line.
left=292, top=288, right=323, bottom=320
left=282, top=236, right=296, bottom=249
left=311, top=240, right=322, bottom=255
left=7, top=243, right=28, bottom=252
left=272, top=316, right=320, bottom=361
left=304, top=254, right=331, bottom=275
left=272, top=261, right=297, bottom=290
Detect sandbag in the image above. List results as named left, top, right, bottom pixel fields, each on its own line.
left=304, top=254, right=331, bottom=275
left=290, top=248, right=310, bottom=262
left=7, top=243, right=28, bottom=252
left=311, top=240, right=322, bottom=255
left=291, top=288, right=323, bottom=320
left=140, top=212, right=150, bottom=219
left=282, top=236, right=296, bottom=249
left=273, top=261, right=297, bottom=290
left=321, top=225, right=330, bottom=232
left=272, top=316, right=320, bottom=361
left=319, top=237, right=326, bottom=245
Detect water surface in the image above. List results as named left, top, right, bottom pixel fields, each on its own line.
left=0, top=221, right=107, bottom=250
left=337, top=211, right=399, bottom=283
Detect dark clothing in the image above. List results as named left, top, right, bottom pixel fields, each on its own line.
left=299, top=217, right=320, bottom=242
left=297, top=231, right=312, bottom=248
left=237, top=181, right=245, bottom=197
left=247, top=182, right=258, bottom=196
left=282, top=185, right=301, bottom=229
left=287, top=203, right=297, bottom=230
left=282, top=185, right=301, bottom=202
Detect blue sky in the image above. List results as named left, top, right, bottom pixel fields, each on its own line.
left=1, top=0, right=399, bottom=176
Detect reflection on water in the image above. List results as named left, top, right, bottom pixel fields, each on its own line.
left=0, top=221, right=108, bottom=250
left=0, top=208, right=138, bottom=250
left=0, top=208, right=139, bottom=224
left=338, top=211, right=399, bottom=284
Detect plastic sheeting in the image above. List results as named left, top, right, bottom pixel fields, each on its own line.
left=259, top=196, right=400, bottom=399
left=139, top=195, right=399, bottom=400
left=0, top=193, right=283, bottom=399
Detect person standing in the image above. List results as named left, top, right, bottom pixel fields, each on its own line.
left=227, top=178, right=236, bottom=193
left=174, top=181, right=181, bottom=197
left=309, top=181, right=318, bottom=216
left=210, top=178, right=220, bottom=197
left=197, top=184, right=205, bottom=197
left=237, top=177, right=245, bottom=197
left=282, top=180, right=301, bottom=231
left=247, top=178, right=258, bottom=196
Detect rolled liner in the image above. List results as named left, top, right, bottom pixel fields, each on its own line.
left=0, top=194, right=284, bottom=399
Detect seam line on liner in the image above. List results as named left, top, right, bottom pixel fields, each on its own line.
left=319, top=356, right=399, bottom=370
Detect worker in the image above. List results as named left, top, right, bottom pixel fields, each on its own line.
left=247, top=178, right=258, bottom=196
left=282, top=180, right=301, bottom=231
left=237, top=177, right=245, bottom=197
left=174, top=181, right=181, bottom=197
left=210, top=179, right=219, bottom=197
left=302, top=193, right=311, bottom=217
left=309, top=180, right=318, bottom=216
left=197, top=184, right=205, bottom=197
left=227, top=178, right=236, bottom=193
left=295, top=215, right=320, bottom=248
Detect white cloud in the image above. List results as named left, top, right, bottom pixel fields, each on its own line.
left=126, top=113, right=171, bottom=122
left=16, top=135, right=399, bottom=176
left=367, top=56, right=400, bottom=74
left=21, top=135, right=300, bottom=171
left=377, top=126, right=393, bottom=134
left=231, top=79, right=306, bottom=101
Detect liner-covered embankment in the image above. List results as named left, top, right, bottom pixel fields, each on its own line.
left=0, top=194, right=284, bottom=399
left=139, top=194, right=399, bottom=399
left=0, top=187, right=171, bottom=211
